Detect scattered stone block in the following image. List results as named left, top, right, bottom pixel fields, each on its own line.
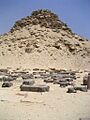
left=87, top=73, right=90, bottom=89
left=67, top=87, right=77, bottom=93
left=22, top=74, right=33, bottom=79
left=20, top=84, right=50, bottom=92
left=2, top=81, right=13, bottom=87
left=44, top=79, right=53, bottom=83
left=60, top=81, right=69, bottom=87
left=0, top=76, right=14, bottom=81
left=83, top=75, right=88, bottom=85
left=74, top=86, right=88, bottom=92
left=53, top=79, right=60, bottom=84
left=3, top=76, right=14, bottom=81
left=20, top=85, right=30, bottom=91
left=22, top=79, right=35, bottom=85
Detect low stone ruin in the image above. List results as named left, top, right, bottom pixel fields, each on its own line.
left=0, top=68, right=90, bottom=94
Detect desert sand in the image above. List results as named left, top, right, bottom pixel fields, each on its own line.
left=0, top=72, right=90, bottom=120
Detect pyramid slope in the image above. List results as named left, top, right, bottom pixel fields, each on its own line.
left=0, top=10, right=90, bottom=71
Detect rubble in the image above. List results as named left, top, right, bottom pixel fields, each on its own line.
left=67, top=87, right=77, bottom=93
left=83, top=75, right=88, bottom=85
left=22, top=79, right=35, bottom=86
left=60, top=81, right=70, bottom=87
left=2, top=81, right=13, bottom=87
left=87, top=73, right=90, bottom=89
left=74, top=86, right=88, bottom=92
left=11, top=9, right=72, bottom=34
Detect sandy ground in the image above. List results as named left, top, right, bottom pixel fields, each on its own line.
left=0, top=76, right=90, bottom=120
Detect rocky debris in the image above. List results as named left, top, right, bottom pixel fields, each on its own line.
left=32, top=69, right=76, bottom=85
left=60, top=81, right=70, bottom=87
left=20, top=84, right=50, bottom=92
left=87, top=73, right=90, bottom=89
left=0, top=76, right=15, bottom=81
left=74, top=86, right=88, bottom=92
left=83, top=75, right=88, bottom=85
left=0, top=68, right=90, bottom=94
left=67, top=87, right=77, bottom=93
left=10, top=9, right=72, bottom=34
left=67, top=85, right=88, bottom=93
left=25, top=48, right=33, bottom=53
left=82, top=73, right=90, bottom=90
left=0, top=69, right=8, bottom=73
left=22, top=74, right=33, bottom=79
left=22, top=79, right=35, bottom=85
left=2, top=81, right=13, bottom=87
left=44, top=78, right=53, bottom=83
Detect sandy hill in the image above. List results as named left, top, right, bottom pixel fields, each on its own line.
left=0, top=9, right=90, bottom=71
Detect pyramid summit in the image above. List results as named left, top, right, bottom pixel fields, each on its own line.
left=11, top=9, right=72, bottom=33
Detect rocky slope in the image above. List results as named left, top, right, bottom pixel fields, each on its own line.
left=0, top=9, right=90, bottom=71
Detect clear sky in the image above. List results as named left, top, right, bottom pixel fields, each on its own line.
left=0, top=0, right=90, bottom=39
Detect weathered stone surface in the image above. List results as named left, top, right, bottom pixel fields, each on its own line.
left=67, top=87, right=77, bottom=93
left=22, top=74, right=33, bottom=79
left=0, top=69, right=8, bottom=73
left=53, top=79, right=60, bottom=84
left=87, top=73, right=90, bottom=89
left=2, top=81, right=13, bottom=87
left=83, top=75, right=88, bottom=85
left=10, top=9, right=72, bottom=33
left=60, top=81, right=70, bottom=87
left=20, top=84, right=50, bottom=92
left=0, top=76, right=14, bottom=81
left=74, top=86, right=88, bottom=92
left=22, top=79, right=35, bottom=85
left=44, top=79, right=53, bottom=83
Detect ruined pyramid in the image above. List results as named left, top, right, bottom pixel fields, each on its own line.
left=0, top=9, right=90, bottom=71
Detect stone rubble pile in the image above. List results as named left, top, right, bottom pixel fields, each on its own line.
left=11, top=9, right=72, bottom=33
left=0, top=68, right=90, bottom=93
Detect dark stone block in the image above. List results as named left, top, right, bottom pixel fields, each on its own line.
left=44, top=79, right=53, bottom=83
left=20, top=84, right=50, bottom=92
left=74, top=86, right=88, bottom=92
left=87, top=73, right=90, bottom=89
left=67, top=87, right=77, bottom=93
left=2, top=81, right=13, bottom=87
left=22, top=79, right=35, bottom=85
left=60, top=81, right=69, bottom=87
